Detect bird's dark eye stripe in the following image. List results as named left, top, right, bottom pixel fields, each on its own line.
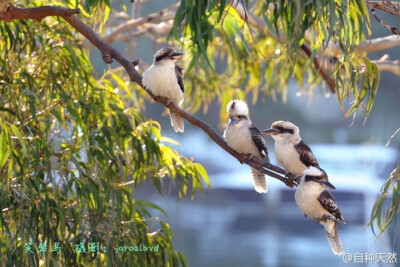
left=155, top=54, right=170, bottom=62
left=238, top=115, right=248, bottom=120
left=274, top=126, right=294, bottom=134
left=283, top=128, right=294, bottom=134
left=305, top=175, right=318, bottom=182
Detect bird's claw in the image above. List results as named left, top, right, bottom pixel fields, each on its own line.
left=314, top=214, right=337, bottom=223
left=238, top=154, right=253, bottom=164
left=244, top=154, right=254, bottom=164
left=284, top=172, right=298, bottom=187
left=132, top=59, right=140, bottom=67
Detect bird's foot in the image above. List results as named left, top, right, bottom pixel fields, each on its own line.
left=166, top=99, right=172, bottom=106
left=314, top=214, right=337, bottom=223
left=244, top=154, right=254, bottom=164
left=132, top=59, right=140, bottom=67
left=294, top=174, right=302, bottom=185
left=284, top=172, right=298, bottom=187
left=238, top=154, right=254, bottom=164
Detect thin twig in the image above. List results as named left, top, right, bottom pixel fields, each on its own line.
left=366, top=1, right=400, bottom=17
left=147, top=228, right=162, bottom=237
left=386, top=127, right=400, bottom=147
left=98, top=3, right=179, bottom=45
left=371, top=54, right=400, bottom=76
left=300, top=44, right=336, bottom=93
left=371, top=8, right=400, bottom=35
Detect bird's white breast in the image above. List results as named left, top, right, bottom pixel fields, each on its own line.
left=295, top=180, right=326, bottom=221
left=224, top=122, right=262, bottom=157
left=274, top=141, right=306, bottom=175
left=142, top=65, right=183, bottom=105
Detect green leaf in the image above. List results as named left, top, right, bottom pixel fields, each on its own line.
left=0, top=127, right=11, bottom=170
left=9, top=123, right=28, bottom=158
left=178, top=251, right=189, bottom=267
left=136, top=200, right=168, bottom=217
left=194, top=162, right=210, bottom=188
left=364, top=62, right=380, bottom=124
left=160, top=221, right=173, bottom=243
left=160, top=136, right=180, bottom=146
left=0, top=147, right=11, bottom=171
left=99, top=4, right=111, bottom=34
left=110, top=72, right=133, bottom=99
left=369, top=193, right=387, bottom=236
left=355, top=0, right=371, bottom=35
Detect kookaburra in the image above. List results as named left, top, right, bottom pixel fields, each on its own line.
left=223, top=100, right=270, bottom=193
left=142, top=48, right=185, bottom=132
left=295, top=166, right=345, bottom=255
left=261, top=120, right=319, bottom=177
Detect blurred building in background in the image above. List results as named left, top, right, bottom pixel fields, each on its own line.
left=135, top=131, right=398, bottom=267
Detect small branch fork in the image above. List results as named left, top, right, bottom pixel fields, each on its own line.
left=366, top=1, right=400, bottom=17
left=0, top=5, right=297, bottom=188
left=370, top=7, right=400, bottom=35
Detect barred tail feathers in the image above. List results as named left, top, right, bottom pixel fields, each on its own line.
left=170, top=111, right=184, bottom=133
left=251, top=168, right=267, bottom=193
left=325, top=223, right=345, bottom=255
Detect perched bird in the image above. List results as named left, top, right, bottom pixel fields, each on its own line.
left=142, top=47, right=185, bottom=132
left=223, top=99, right=270, bottom=193
left=295, top=166, right=345, bottom=255
left=261, top=120, right=319, bottom=177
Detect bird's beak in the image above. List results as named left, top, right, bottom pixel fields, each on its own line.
left=169, top=52, right=183, bottom=60
left=228, top=118, right=239, bottom=126
left=317, top=180, right=336, bottom=190
left=261, top=128, right=280, bottom=136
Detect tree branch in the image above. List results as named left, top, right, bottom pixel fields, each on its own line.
left=232, top=0, right=400, bottom=79
left=371, top=54, right=400, bottom=75
left=370, top=7, right=400, bottom=35
left=315, top=52, right=400, bottom=76
left=85, top=3, right=178, bottom=47
left=0, top=5, right=296, bottom=188
left=0, top=4, right=79, bottom=22
left=300, top=44, right=336, bottom=93
left=233, top=1, right=336, bottom=93
left=366, top=1, right=400, bottom=17
left=386, top=127, right=400, bottom=147
left=110, top=22, right=172, bottom=44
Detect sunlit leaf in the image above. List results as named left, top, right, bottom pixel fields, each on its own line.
left=9, top=123, right=28, bottom=158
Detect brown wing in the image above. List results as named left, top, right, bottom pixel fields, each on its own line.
left=249, top=124, right=269, bottom=162
left=295, top=140, right=319, bottom=168
left=318, top=190, right=345, bottom=224
left=175, top=65, right=184, bottom=93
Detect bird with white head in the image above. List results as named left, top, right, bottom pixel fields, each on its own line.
left=142, top=47, right=185, bottom=132
left=295, top=166, right=345, bottom=255
left=223, top=99, right=270, bottom=193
